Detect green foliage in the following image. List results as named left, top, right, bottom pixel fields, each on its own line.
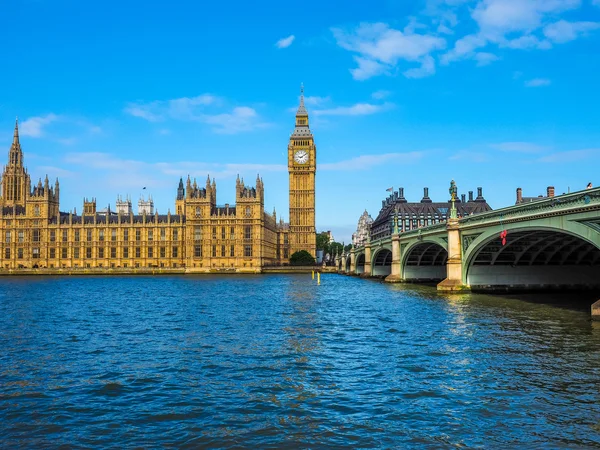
left=316, top=232, right=330, bottom=251
left=329, top=242, right=344, bottom=256
left=344, top=244, right=353, bottom=252
left=290, top=250, right=316, bottom=266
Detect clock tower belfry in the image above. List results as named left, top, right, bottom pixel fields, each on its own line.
left=288, top=84, right=316, bottom=258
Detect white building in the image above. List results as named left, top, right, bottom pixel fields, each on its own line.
left=138, top=195, right=154, bottom=215
left=353, top=210, right=373, bottom=247
left=116, top=195, right=133, bottom=215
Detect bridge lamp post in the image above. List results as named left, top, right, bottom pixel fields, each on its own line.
left=449, top=180, right=458, bottom=221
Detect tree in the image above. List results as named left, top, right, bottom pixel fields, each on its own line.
left=329, top=242, right=344, bottom=256
left=290, top=250, right=316, bottom=266
left=316, top=232, right=330, bottom=251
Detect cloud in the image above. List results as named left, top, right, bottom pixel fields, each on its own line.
left=543, top=20, right=600, bottom=44
left=303, top=95, right=330, bottom=106
left=371, top=90, right=391, bottom=100
left=332, top=22, right=446, bottom=80
left=440, top=33, right=487, bottom=64
left=525, top=78, right=551, bottom=87
left=275, top=35, right=295, bottom=49
left=320, top=151, right=425, bottom=170
left=125, top=94, right=269, bottom=134
left=350, top=56, right=389, bottom=80
left=440, top=0, right=589, bottom=66
left=403, top=55, right=437, bottom=78
left=472, top=0, right=581, bottom=39
left=490, top=142, right=547, bottom=153
left=202, top=106, right=270, bottom=134
left=474, top=52, right=499, bottom=66
left=20, top=114, right=60, bottom=137
left=539, top=148, right=600, bottom=163
left=34, top=165, right=75, bottom=178
left=124, top=94, right=221, bottom=122
left=313, top=102, right=393, bottom=116
left=64, top=152, right=287, bottom=183
left=449, top=150, right=489, bottom=163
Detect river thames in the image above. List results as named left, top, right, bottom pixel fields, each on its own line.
left=1, top=275, right=599, bottom=448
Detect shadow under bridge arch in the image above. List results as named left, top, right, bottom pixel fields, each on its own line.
left=466, top=228, right=600, bottom=291
left=402, top=241, right=448, bottom=282
left=356, top=253, right=365, bottom=275
left=372, top=247, right=392, bottom=277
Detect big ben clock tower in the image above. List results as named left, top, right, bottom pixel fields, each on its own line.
left=288, top=84, right=316, bottom=258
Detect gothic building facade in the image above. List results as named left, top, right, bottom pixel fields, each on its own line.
left=0, top=89, right=316, bottom=272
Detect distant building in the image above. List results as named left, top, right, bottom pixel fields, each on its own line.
left=138, top=195, right=154, bottom=215
left=325, top=230, right=335, bottom=243
left=516, top=186, right=555, bottom=204
left=370, top=187, right=492, bottom=241
left=353, top=210, right=373, bottom=247
left=116, top=195, right=133, bottom=215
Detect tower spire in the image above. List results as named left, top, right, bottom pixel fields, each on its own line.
left=13, top=117, right=19, bottom=145
left=296, top=83, right=307, bottom=116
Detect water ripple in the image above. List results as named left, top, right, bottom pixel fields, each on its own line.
left=0, top=275, right=599, bottom=448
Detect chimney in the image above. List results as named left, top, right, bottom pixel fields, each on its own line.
left=476, top=187, right=483, bottom=200
left=516, top=187, right=522, bottom=204
left=468, top=191, right=474, bottom=202
left=461, top=194, right=466, bottom=203
left=398, top=187, right=406, bottom=202
left=421, top=187, right=432, bottom=203
left=547, top=186, right=555, bottom=198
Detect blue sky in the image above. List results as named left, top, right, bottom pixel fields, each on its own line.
left=2, top=0, right=600, bottom=243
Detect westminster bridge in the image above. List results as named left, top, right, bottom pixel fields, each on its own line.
left=336, top=187, right=600, bottom=297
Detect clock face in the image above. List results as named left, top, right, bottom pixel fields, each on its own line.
left=294, top=150, right=309, bottom=164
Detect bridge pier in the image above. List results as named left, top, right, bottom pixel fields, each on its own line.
left=362, top=243, right=372, bottom=277
left=593, top=300, right=600, bottom=321
left=385, top=233, right=402, bottom=283
left=350, top=250, right=356, bottom=275
left=438, top=218, right=470, bottom=292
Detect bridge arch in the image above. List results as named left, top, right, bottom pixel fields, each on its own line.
left=345, top=256, right=351, bottom=273
left=371, top=246, right=392, bottom=277
left=463, top=223, right=600, bottom=290
left=338, top=258, right=343, bottom=271
left=401, top=240, right=448, bottom=282
left=355, top=252, right=366, bottom=275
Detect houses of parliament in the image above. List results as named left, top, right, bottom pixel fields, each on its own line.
left=0, top=89, right=317, bottom=272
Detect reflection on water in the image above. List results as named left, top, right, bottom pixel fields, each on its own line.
left=0, top=275, right=599, bottom=448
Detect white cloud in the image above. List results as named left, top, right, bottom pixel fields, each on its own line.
left=371, top=90, right=392, bottom=100
left=472, top=0, right=581, bottom=39
left=449, top=150, right=489, bottom=163
left=125, top=94, right=268, bottom=134
left=503, top=35, right=551, bottom=49
left=490, top=142, right=547, bottom=153
left=474, top=51, right=499, bottom=66
left=350, top=56, right=389, bottom=80
left=275, top=35, right=295, bottom=49
left=332, top=22, right=446, bottom=80
left=404, top=55, right=437, bottom=78
left=525, top=78, right=551, bottom=87
left=20, top=114, right=60, bottom=137
left=441, top=33, right=487, bottom=64
left=320, top=151, right=425, bottom=170
left=313, top=102, right=393, bottom=116
left=539, top=148, right=600, bottom=162
left=65, top=152, right=287, bottom=181
left=543, top=20, right=600, bottom=43
left=441, top=0, right=587, bottom=66
left=202, top=106, right=270, bottom=134
left=124, top=94, right=221, bottom=122
left=304, top=95, right=330, bottom=106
